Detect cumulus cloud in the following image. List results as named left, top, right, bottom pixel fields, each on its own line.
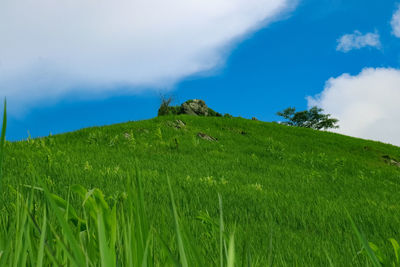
left=308, top=68, right=400, bottom=147
left=391, top=4, right=400, bottom=37
left=336, top=31, right=381, bottom=52
left=0, top=0, right=296, bottom=114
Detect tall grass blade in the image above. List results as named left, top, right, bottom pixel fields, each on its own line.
left=0, top=236, right=12, bottom=267
left=134, top=167, right=151, bottom=266
left=227, top=233, right=235, bottom=267
left=267, top=230, right=274, bottom=267
left=347, top=211, right=381, bottom=267
left=218, top=194, right=224, bottom=267
left=167, top=176, right=188, bottom=267
left=389, top=238, right=400, bottom=264
left=97, top=210, right=115, bottom=267
left=324, top=248, right=335, bottom=267
left=141, top=230, right=152, bottom=267
left=36, top=209, right=47, bottom=267
left=157, top=235, right=180, bottom=266
left=13, top=192, right=28, bottom=267
left=40, top=179, right=86, bottom=267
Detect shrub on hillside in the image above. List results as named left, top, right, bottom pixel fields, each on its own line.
left=157, top=97, right=182, bottom=116
left=208, top=108, right=222, bottom=117
left=157, top=96, right=172, bottom=116
left=224, top=113, right=233, bottom=118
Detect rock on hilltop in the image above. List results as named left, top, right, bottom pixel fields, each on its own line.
left=181, top=99, right=209, bottom=116
left=158, top=98, right=224, bottom=117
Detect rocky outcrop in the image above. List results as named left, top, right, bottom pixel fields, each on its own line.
left=382, top=155, right=400, bottom=168
left=197, top=132, right=218, bottom=141
left=167, top=119, right=186, bottom=129
left=158, top=98, right=223, bottom=117
left=181, top=99, right=209, bottom=116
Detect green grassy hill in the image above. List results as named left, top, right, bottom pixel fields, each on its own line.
left=1, top=115, right=400, bottom=266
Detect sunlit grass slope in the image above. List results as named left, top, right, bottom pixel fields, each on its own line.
left=2, top=115, right=400, bottom=265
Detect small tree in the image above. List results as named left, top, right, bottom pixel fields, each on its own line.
left=277, top=106, right=339, bottom=130
left=157, top=96, right=172, bottom=116
left=158, top=96, right=182, bottom=116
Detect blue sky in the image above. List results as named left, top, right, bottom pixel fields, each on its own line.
left=2, top=0, right=400, bottom=145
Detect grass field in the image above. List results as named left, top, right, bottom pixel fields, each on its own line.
left=1, top=114, right=400, bottom=266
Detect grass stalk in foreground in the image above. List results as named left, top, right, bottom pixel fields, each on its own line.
left=0, top=175, right=239, bottom=266
left=348, top=211, right=400, bottom=267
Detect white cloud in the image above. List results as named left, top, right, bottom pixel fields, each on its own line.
left=391, top=4, right=400, bottom=37
left=336, top=31, right=381, bottom=52
left=308, top=68, right=400, bottom=147
left=0, top=0, right=296, bottom=114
